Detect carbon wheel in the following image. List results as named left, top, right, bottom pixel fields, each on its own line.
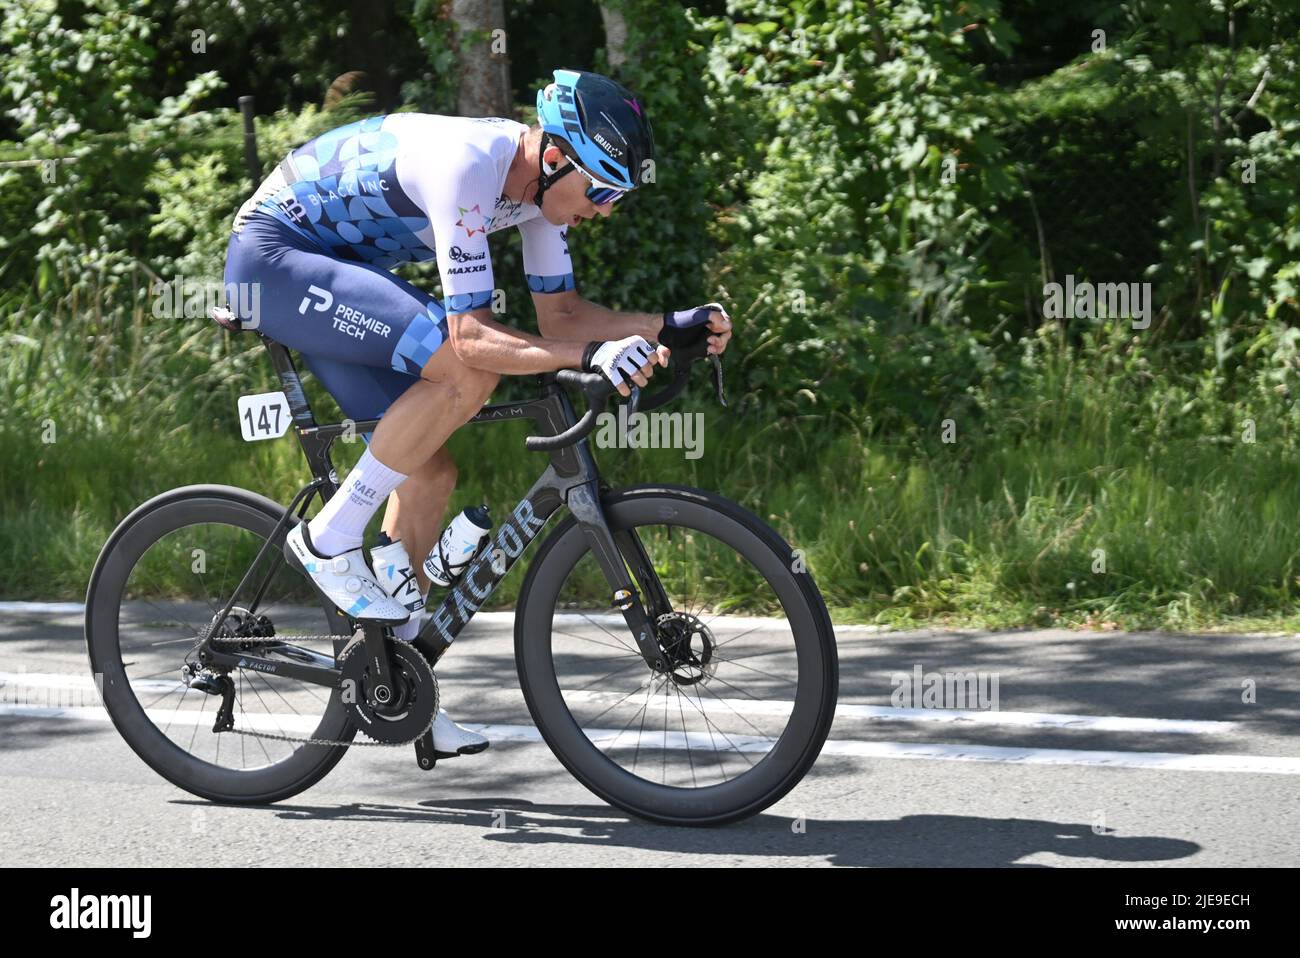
left=85, top=485, right=357, bottom=804
left=515, top=485, right=838, bottom=826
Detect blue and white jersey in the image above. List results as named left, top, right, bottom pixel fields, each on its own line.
left=233, top=114, right=574, bottom=316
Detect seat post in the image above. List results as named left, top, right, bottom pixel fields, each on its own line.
left=258, top=337, right=349, bottom=496
left=261, top=336, right=318, bottom=429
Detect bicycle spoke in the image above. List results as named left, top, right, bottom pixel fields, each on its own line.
left=574, top=675, right=656, bottom=727
left=547, top=512, right=813, bottom=792
left=574, top=613, right=642, bottom=654
left=570, top=656, right=649, bottom=692
left=708, top=652, right=798, bottom=687
left=693, top=679, right=773, bottom=744
left=675, top=681, right=758, bottom=771
left=107, top=515, right=344, bottom=778
left=552, top=626, right=639, bottom=656
left=673, top=687, right=698, bottom=788
left=594, top=676, right=653, bottom=761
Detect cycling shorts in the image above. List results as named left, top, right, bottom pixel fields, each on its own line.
left=222, top=212, right=450, bottom=423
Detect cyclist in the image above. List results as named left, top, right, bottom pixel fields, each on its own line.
left=222, top=69, right=733, bottom=756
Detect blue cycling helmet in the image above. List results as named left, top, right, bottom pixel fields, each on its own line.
left=534, top=69, right=654, bottom=200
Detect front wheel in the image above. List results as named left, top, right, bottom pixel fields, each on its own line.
left=515, top=485, right=838, bottom=826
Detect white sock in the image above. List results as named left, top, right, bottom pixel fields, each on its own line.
left=392, top=614, right=423, bottom=642
left=307, top=449, right=407, bottom=557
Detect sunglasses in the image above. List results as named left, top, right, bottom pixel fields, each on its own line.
left=574, top=165, right=629, bottom=206
left=552, top=144, right=630, bottom=206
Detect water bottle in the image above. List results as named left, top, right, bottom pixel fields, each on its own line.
left=369, top=532, right=425, bottom=613
left=423, top=505, right=492, bottom=587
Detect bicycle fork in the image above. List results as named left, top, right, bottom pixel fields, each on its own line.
left=563, top=479, right=671, bottom=673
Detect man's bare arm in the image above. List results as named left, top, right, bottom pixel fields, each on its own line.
left=533, top=289, right=660, bottom=343
left=447, top=308, right=589, bottom=374
left=535, top=289, right=733, bottom=357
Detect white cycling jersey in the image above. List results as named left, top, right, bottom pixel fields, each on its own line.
left=232, top=114, right=573, bottom=316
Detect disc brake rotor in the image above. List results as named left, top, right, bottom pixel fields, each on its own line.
left=655, top=612, right=716, bottom=686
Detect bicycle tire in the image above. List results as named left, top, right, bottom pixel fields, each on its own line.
left=84, top=484, right=356, bottom=804
left=514, top=483, right=838, bottom=826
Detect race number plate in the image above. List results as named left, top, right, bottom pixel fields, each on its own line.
left=237, top=391, right=291, bottom=441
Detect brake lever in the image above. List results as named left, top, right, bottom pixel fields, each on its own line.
left=708, top=354, right=728, bottom=408
left=622, top=385, right=642, bottom=445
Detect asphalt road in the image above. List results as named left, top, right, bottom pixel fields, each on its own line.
left=2, top=602, right=1298, bottom=867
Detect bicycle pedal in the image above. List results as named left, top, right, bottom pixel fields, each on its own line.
left=413, top=728, right=438, bottom=771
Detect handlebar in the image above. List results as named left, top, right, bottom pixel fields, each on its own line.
left=524, top=369, right=616, bottom=452
left=524, top=353, right=726, bottom=452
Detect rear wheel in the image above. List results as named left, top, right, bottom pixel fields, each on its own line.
left=515, top=485, right=838, bottom=826
left=84, top=485, right=356, bottom=804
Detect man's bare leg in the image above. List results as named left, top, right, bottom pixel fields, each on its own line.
left=365, top=361, right=497, bottom=473
left=357, top=353, right=498, bottom=753
left=364, top=349, right=499, bottom=595
left=380, top=447, right=458, bottom=597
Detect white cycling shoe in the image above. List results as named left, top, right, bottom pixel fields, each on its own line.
left=285, top=524, right=410, bottom=625
left=432, top=708, right=490, bottom=758
left=369, top=537, right=426, bottom=614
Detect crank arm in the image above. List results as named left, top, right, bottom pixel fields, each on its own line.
left=358, top=622, right=398, bottom=708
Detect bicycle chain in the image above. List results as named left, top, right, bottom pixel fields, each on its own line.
left=199, top=631, right=435, bottom=749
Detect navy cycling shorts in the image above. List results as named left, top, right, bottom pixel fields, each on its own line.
left=223, top=213, right=450, bottom=423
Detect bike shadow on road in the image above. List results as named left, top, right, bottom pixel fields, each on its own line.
left=183, top=797, right=1199, bottom=866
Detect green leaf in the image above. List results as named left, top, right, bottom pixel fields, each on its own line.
left=899, top=136, right=928, bottom=169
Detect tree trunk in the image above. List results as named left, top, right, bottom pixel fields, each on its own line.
left=343, top=0, right=396, bottom=110
left=450, top=0, right=511, bottom=117
left=599, top=4, right=628, bottom=72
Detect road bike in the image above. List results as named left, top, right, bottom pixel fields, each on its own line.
left=84, top=315, right=839, bottom=826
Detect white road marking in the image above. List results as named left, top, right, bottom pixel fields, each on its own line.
left=1, top=673, right=1237, bottom=735
left=809, top=740, right=1300, bottom=775
left=2, top=701, right=1295, bottom=775
left=470, top=724, right=1300, bottom=774
left=0, top=703, right=322, bottom=734
left=0, top=601, right=85, bottom=614
left=552, top=690, right=1238, bottom=735
left=0, top=672, right=178, bottom=693
left=1, top=672, right=1241, bottom=739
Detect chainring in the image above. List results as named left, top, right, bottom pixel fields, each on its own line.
left=339, top=637, right=439, bottom=745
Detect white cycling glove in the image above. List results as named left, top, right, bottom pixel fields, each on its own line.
left=582, top=335, right=658, bottom=389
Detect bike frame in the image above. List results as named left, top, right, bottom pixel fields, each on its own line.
left=202, top=337, right=674, bottom=706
